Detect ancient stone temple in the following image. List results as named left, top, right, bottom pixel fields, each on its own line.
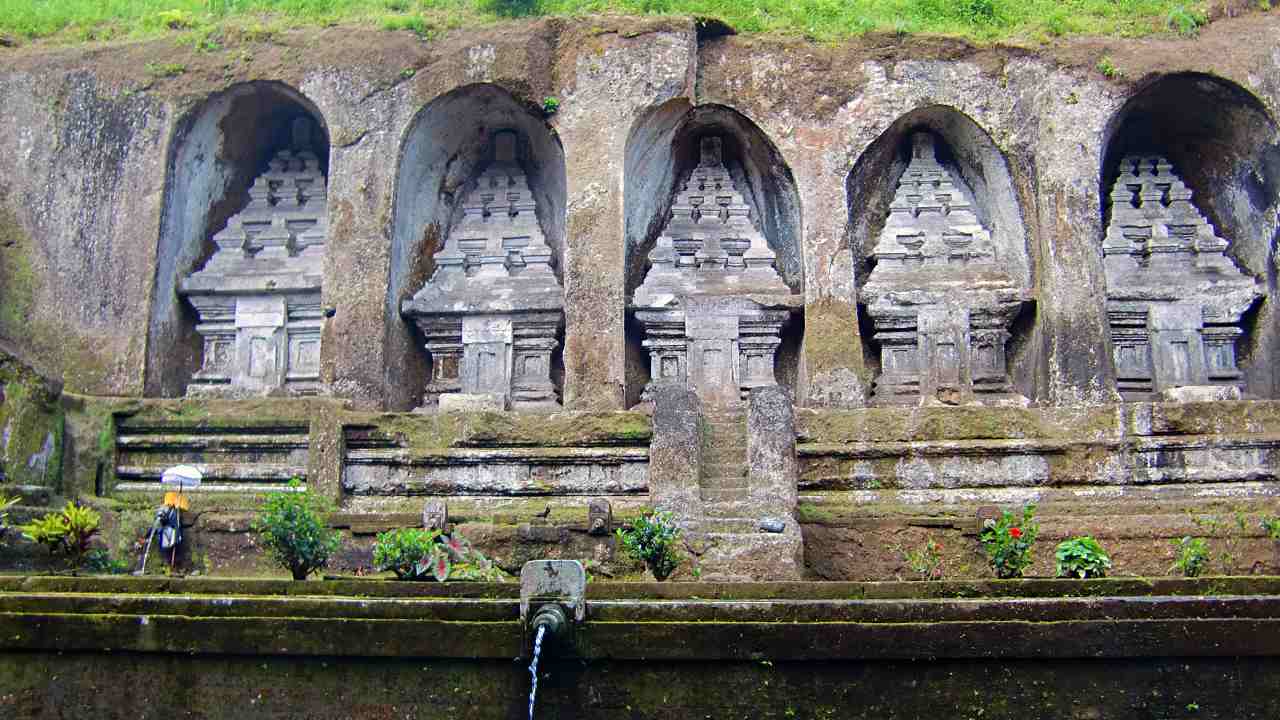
left=631, top=136, right=801, bottom=406
left=1103, top=155, right=1263, bottom=400
left=862, top=132, right=1031, bottom=406
left=401, top=130, right=563, bottom=412
left=178, top=118, right=328, bottom=396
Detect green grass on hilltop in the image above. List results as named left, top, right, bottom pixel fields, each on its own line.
left=0, top=0, right=1265, bottom=45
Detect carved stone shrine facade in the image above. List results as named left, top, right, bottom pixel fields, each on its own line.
left=1103, top=155, right=1263, bottom=400
left=179, top=118, right=328, bottom=397
left=401, top=130, right=564, bottom=412
left=631, top=137, right=800, bottom=407
left=862, top=133, right=1032, bottom=406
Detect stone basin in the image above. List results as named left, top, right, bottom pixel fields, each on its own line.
left=2, top=576, right=1280, bottom=718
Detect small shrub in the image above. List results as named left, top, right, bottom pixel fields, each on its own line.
left=0, top=494, right=18, bottom=539
left=372, top=527, right=503, bottom=581
left=542, top=96, right=560, bottom=115
left=979, top=504, right=1039, bottom=579
left=145, top=62, right=186, bottom=79
left=20, top=501, right=101, bottom=567
left=903, top=537, right=944, bottom=580
left=1261, top=515, right=1280, bottom=540
left=1167, top=5, right=1207, bottom=37
left=84, top=548, right=130, bottom=575
left=1097, top=56, right=1122, bottom=79
left=1055, top=536, right=1112, bottom=579
left=252, top=480, right=341, bottom=581
left=153, top=10, right=194, bottom=30
left=1171, top=536, right=1210, bottom=577
left=616, top=509, right=684, bottom=581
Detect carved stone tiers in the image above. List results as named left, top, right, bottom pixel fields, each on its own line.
left=1103, top=155, right=1263, bottom=400
left=631, top=137, right=800, bottom=406
left=179, top=118, right=327, bottom=397
left=401, top=130, right=564, bottom=412
left=862, top=133, right=1031, bottom=406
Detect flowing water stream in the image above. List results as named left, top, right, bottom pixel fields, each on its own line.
left=527, top=624, right=547, bottom=720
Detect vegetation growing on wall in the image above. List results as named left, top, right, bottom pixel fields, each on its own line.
left=0, top=0, right=1257, bottom=45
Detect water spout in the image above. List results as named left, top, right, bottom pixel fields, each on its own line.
left=527, top=623, right=546, bottom=720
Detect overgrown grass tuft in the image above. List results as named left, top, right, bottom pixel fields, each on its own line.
left=0, top=0, right=1257, bottom=45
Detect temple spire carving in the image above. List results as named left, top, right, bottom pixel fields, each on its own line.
left=861, top=132, right=1032, bottom=406
left=401, top=130, right=564, bottom=412
left=1103, top=154, right=1263, bottom=399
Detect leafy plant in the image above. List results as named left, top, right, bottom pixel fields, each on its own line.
left=616, top=509, right=684, bottom=581
left=542, top=96, right=560, bottom=115
left=252, top=480, right=341, bottom=581
left=0, top=493, right=18, bottom=539
left=979, top=504, right=1039, bottom=579
left=903, top=537, right=944, bottom=580
left=1097, top=55, right=1122, bottom=79
left=1055, top=536, right=1112, bottom=579
left=1170, top=536, right=1210, bottom=577
left=372, top=527, right=503, bottom=582
left=1167, top=4, right=1207, bottom=36
left=84, top=548, right=130, bottom=575
left=20, top=501, right=101, bottom=567
left=1261, top=515, right=1280, bottom=540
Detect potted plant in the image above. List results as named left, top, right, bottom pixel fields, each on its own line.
left=252, top=479, right=341, bottom=581
left=1055, top=536, right=1112, bottom=579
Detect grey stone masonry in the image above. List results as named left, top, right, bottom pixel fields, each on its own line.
left=401, top=130, right=564, bottom=412
left=632, top=136, right=801, bottom=407
left=1103, top=155, right=1264, bottom=400
left=179, top=118, right=327, bottom=397
left=862, top=133, right=1032, bottom=406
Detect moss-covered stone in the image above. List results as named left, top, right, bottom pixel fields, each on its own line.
left=0, top=350, right=63, bottom=491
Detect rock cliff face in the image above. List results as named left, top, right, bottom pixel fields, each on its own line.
left=3, top=14, right=1280, bottom=580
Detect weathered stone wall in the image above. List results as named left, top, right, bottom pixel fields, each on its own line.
left=1, top=16, right=1278, bottom=408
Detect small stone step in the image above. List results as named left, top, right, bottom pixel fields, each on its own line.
left=701, top=488, right=749, bottom=503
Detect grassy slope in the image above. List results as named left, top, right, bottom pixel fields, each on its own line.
left=0, top=0, right=1259, bottom=45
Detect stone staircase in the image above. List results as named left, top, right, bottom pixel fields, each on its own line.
left=693, top=404, right=803, bottom=581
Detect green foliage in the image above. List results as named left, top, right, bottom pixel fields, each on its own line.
left=20, top=501, right=101, bottom=566
left=542, top=96, right=560, bottom=115
left=84, top=548, right=130, bottom=574
left=902, top=537, right=944, bottom=580
left=978, top=504, right=1038, bottom=579
left=0, top=0, right=1246, bottom=45
left=1170, top=536, right=1210, bottom=577
left=616, top=509, right=684, bottom=580
left=251, top=479, right=341, bottom=581
left=372, top=527, right=504, bottom=581
left=145, top=61, right=186, bottom=78
left=1054, top=536, right=1112, bottom=579
left=1261, top=515, right=1280, bottom=540
left=1167, top=4, right=1206, bottom=36
left=1097, top=55, right=1122, bottom=78
left=0, top=493, right=18, bottom=538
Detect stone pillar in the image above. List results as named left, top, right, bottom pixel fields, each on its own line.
left=646, top=383, right=703, bottom=522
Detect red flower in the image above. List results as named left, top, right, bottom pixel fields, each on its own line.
left=1009, top=527, right=1023, bottom=539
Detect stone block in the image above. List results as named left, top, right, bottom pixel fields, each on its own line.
left=439, top=393, right=507, bottom=413
left=1159, top=385, right=1244, bottom=403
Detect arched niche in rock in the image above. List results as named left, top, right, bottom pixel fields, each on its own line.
left=847, top=105, right=1035, bottom=406
left=391, top=83, right=567, bottom=412
left=145, top=81, right=330, bottom=398
left=1100, top=73, right=1279, bottom=400
left=622, top=101, right=804, bottom=408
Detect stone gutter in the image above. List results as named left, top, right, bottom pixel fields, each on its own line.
left=3, top=576, right=1280, bottom=662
